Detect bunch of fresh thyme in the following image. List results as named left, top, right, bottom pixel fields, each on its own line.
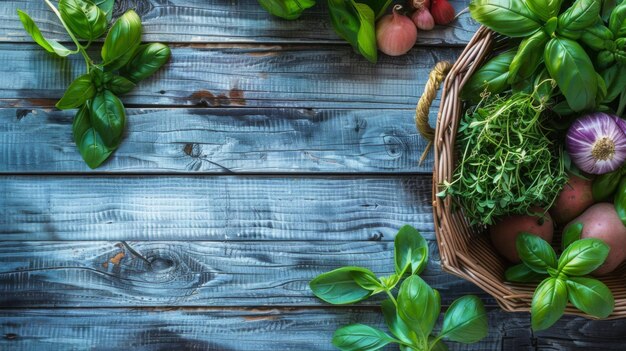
left=439, top=91, right=568, bottom=225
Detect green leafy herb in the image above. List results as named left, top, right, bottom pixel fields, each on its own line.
left=461, top=49, right=517, bottom=102
left=507, top=234, right=615, bottom=331
left=256, top=0, right=391, bottom=63
left=310, top=226, right=488, bottom=350
left=441, top=92, right=568, bottom=225
left=17, top=3, right=170, bottom=169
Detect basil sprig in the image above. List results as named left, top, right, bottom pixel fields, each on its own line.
left=310, top=225, right=488, bottom=351
left=506, top=232, right=615, bottom=331
left=255, top=0, right=391, bottom=63
left=17, top=1, right=171, bottom=169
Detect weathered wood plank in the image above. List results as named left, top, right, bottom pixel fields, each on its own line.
left=1, top=44, right=458, bottom=109
left=3, top=107, right=433, bottom=173
left=0, top=176, right=434, bottom=241
left=0, top=240, right=489, bottom=307
left=0, top=307, right=618, bottom=351
left=1, top=0, right=477, bottom=45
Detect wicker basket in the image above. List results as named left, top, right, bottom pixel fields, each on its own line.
left=421, top=26, right=626, bottom=318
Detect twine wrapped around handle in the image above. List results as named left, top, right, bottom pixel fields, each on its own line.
left=415, top=61, right=452, bottom=165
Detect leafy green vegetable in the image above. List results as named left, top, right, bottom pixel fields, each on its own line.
left=309, top=266, right=376, bottom=304
left=462, top=50, right=517, bottom=101
left=526, top=0, right=563, bottom=22
left=469, top=0, right=543, bottom=37
left=440, top=295, right=488, bottom=343
left=511, top=234, right=615, bottom=331
left=102, top=10, right=142, bottom=70
left=91, top=90, right=126, bottom=148
left=441, top=92, right=568, bottom=225
left=531, top=277, right=568, bottom=331
left=561, top=222, right=583, bottom=250
left=257, top=0, right=315, bottom=20
left=566, top=277, right=615, bottom=318
left=311, top=226, right=488, bottom=350
left=59, top=0, right=108, bottom=41
left=504, top=263, right=546, bottom=283
left=516, top=233, right=558, bottom=273
left=332, top=324, right=396, bottom=351
left=18, top=4, right=170, bottom=169
left=17, top=10, right=73, bottom=57
left=56, top=74, right=96, bottom=110
left=121, top=43, right=171, bottom=83
left=394, top=225, right=428, bottom=276
left=508, top=30, right=548, bottom=84
left=544, top=37, right=597, bottom=112
left=557, top=0, right=600, bottom=32
left=327, top=0, right=377, bottom=63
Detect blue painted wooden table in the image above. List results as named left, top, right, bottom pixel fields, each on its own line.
left=0, top=1, right=623, bottom=350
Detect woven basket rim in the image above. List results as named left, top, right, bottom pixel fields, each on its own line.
left=432, top=26, right=626, bottom=319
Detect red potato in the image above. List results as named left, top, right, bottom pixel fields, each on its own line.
left=550, top=174, right=594, bottom=225
left=489, top=208, right=554, bottom=263
left=566, top=203, right=626, bottom=276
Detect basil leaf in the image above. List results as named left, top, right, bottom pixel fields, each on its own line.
left=600, top=65, right=626, bottom=103
left=121, top=43, right=171, bottom=83
left=561, top=222, right=583, bottom=250
left=544, top=37, right=597, bottom=112
left=102, top=10, right=142, bottom=70
left=59, top=0, right=108, bottom=41
left=56, top=74, right=96, bottom=110
left=309, top=266, right=374, bottom=304
left=351, top=268, right=385, bottom=294
left=508, top=30, right=548, bottom=84
left=332, top=324, right=396, bottom=351
left=610, top=3, right=626, bottom=37
left=469, top=0, right=542, bottom=37
left=394, top=225, right=428, bottom=276
left=90, top=90, right=126, bottom=148
left=516, top=233, right=558, bottom=273
left=505, top=263, right=546, bottom=283
left=440, top=295, right=488, bottom=343
left=526, top=0, right=562, bottom=22
left=566, top=277, right=614, bottom=318
left=106, top=75, right=136, bottom=95
left=557, top=0, right=601, bottom=32
left=355, top=0, right=393, bottom=19
left=72, top=104, right=91, bottom=143
left=17, top=10, right=73, bottom=57
left=531, top=278, right=568, bottom=331
left=558, top=238, right=609, bottom=276
left=352, top=2, right=377, bottom=63
left=78, top=128, right=112, bottom=169
left=328, top=0, right=377, bottom=63
left=257, top=0, right=315, bottom=20
left=397, top=275, right=440, bottom=339
left=95, top=0, right=115, bottom=22
left=381, top=299, right=413, bottom=344
left=580, top=20, right=613, bottom=51
left=462, top=50, right=517, bottom=102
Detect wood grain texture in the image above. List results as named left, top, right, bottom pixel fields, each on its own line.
left=0, top=240, right=490, bottom=307
left=1, top=44, right=459, bottom=109
left=2, top=0, right=477, bottom=45
left=0, top=175, right=434, bottom=241
left=2, top=107, right=433, bottom=173
left=0, top=307, right=619, bottom=351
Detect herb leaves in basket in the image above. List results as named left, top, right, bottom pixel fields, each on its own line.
left=440, top=90, right=568, bottom=226
left=506, top=233, right=614, bottom=331
left=310, top=225, right=488, bottom=351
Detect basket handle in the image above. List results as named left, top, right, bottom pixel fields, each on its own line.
left=415, top=61, right=452, bottom=165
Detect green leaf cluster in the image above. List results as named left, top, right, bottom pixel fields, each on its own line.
left=441, top=92, right=568, bottom=225
left=505, top=232, right=614, bottom=331
left=256, top=0, right=392, bottom=63
left=467, top=0, right=613, bottom=113
left=18, top=1, right=171, bottom=169
left=310, top=225, right=488, bottom=351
